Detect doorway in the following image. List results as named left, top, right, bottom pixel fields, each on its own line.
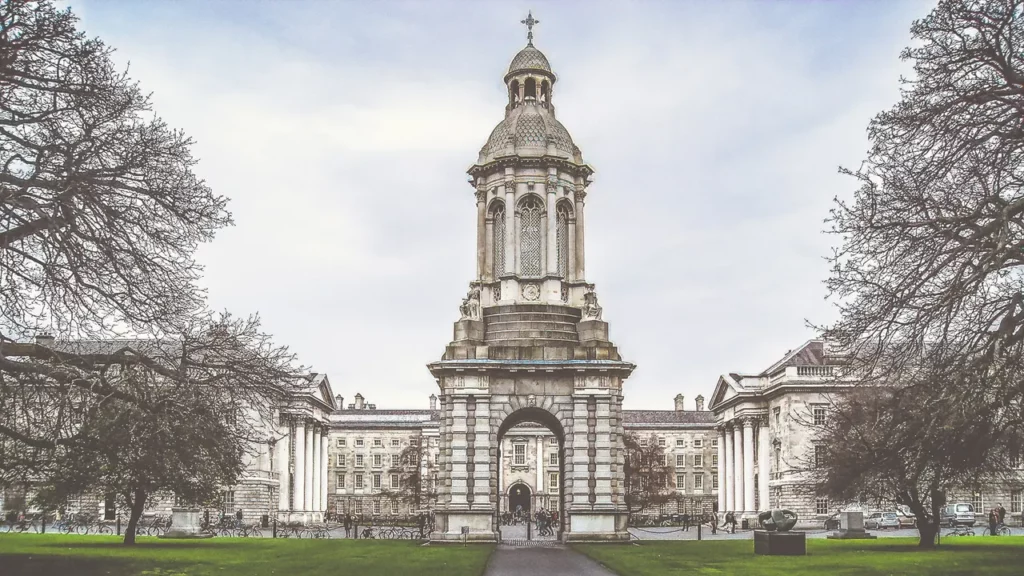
left=508, top=484, right=532, bottom=518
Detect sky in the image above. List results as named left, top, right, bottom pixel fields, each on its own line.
left=67, top=0, right=933, bottom=411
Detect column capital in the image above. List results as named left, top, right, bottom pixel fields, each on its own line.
left=475, top=188, right=487, bottom=203
left=575, top=187, right=587, bottom=202
left=504, top=180, right=517, bottom=195
left=545, top=174, right=558, bottom=194
left=741, top=416, right=756, bottom=428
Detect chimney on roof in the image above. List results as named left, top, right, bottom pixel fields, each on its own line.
left=35, top=332, right=54, bottom=347
left=335, top=395, right=344, bottom=410
left=674, top=394, right=685, bottom=413
left=354, top=393, right=364, bottom=410
left=429, top=394, right=437, bottom=410
left=367, top=404, right=376, bottom=410
left=695, top=395, right=705, bottom=411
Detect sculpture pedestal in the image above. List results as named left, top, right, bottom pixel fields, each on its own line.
left=826, top=510, right=876, bottom=540
left=159, top=508, right=212, bottom=539
left=754, top=530, right=806, bottom=555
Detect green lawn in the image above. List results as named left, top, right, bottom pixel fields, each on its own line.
left=575, top=537, right=1024, bottom=576
left=0, top=534, right=494, bottom=576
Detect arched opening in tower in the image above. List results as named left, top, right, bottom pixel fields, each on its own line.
left=509, top=80, right=520, bottom=106
left=524, top=77, right=537, bottom=100
left=496, top=407, right=566, bottom=542
left=540, top=80, right=549, bottom=104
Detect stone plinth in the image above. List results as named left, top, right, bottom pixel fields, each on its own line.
left=159, top=508, right=211, bottom=539
left=827, top=511, right=877, bottom=540
left=754, top=530, right=806, bottom=555
left=454, top=319, right=485, bottom=343
left=577, top=320, right=609, bottom=343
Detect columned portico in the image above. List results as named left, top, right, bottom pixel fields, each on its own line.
left=717, top=426, right=726, bottom=513
left=742, top=418, right=755, bottom=514
left=292, top=420, right=306, bottom=512
left=723, top=425, right=734, bottom=512
left=732, top=424, right=744, bottom=515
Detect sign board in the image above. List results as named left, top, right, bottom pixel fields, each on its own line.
left=461, top=526, right=470, bottom=535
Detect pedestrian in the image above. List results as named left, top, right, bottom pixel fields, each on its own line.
left=344, top=513, right=352, bottom=538
left=997, top=503, right=1006, bottom=526
left=729, top=512, right=738, bottom=534
left=682, top=513, right=690, bottom=531
left=989, top=507, right=999, bottom=536
left=710, top=511, right=718, bottom=535
left=236, top=508, right=243, bottom=523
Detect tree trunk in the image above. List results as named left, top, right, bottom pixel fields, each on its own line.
left=122, top=489, right=147, bottom=545
left=907, top=497, right=938, bottom=549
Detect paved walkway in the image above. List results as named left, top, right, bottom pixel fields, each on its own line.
left=484, top=546, right=619, bottom=576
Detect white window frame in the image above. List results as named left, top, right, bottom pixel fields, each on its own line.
left=373, top=438, right=383, bottom=447
left=356, top=438, right=364, bottom=448
left=373, top=473, right=382, bottom=489
left=337, top=473, right=346, bottom=488
left=693, top=438, right=703, bottom=449
left=694, top=474, right=704, bottom=493
left=337, top=438, right=346, bottom=447
left=513, top=443, right=527, bottom=465
left=355, top=474, right=364, bottom=489
left=373, top=454, right=383, bottom=468
left=391, top=455, right=400, bottom=468
left=693, top=454, right=703, bottom=468
left=549, top=472, right=559, bottom=493
left=391, top=438, right=401, bottom=447
left=373, top=500, right=382, bottom=515
left=391, top=474, right=400, bottom=489
left=676, top=454, right=686, bottom=467
left=355, top=454, right=364, bottom=467
left=676, top=474, right=685, bottom=492
left=549, top=452, right=558, bottom=466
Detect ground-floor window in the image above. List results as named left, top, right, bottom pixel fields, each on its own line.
left=676, top=474, right=685, bottom=492
left=373, top=500, right=382, bottom=515
left=354, top=500, right=363, bottom=515
left=1011, top=490, right=1021, bottom=514
left=223, top=490, right=235, bottom=510
left=815, top=497, right=829, bottom=515
left=972, top=492, right=983, bottom=514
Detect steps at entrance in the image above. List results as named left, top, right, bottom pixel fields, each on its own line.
left=483, top=305, right=582, bottom=346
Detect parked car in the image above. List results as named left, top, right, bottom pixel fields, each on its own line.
left=940, top=503, right=976, bottom=527
left=865, top=511, right=901, bottom=530
left=895, top=509, right=917, bottom=528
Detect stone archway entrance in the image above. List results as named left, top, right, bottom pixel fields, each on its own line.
left=508, top=484, right=531, bottom=516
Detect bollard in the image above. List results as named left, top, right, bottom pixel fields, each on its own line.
left=116, top=514, right=121, bottom=536
left=272, top=517, right=277, bottom=539
left=527, top=518, right=532, bottom=541
left=41, top=515, right=46, bottom=534
left=697, top=521, right=702, bottom=541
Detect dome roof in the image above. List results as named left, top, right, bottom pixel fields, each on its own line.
left=477, top=102, right=581, bottom=165
left=507, top=45, right=552, bottom=76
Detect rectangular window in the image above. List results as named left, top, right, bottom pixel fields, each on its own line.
left=549, top=437, right=557, bottom=445
left=392, top=455, right=400, bottom=468
left=391, top=438, right=401, bottom=447
left=658, top=437, right=666, bottom=447
left=676, top=454, right=686, bottom=467
left=338, top=455, right=346, bottom=467
left=514, top=443, right=526, bottom=465
left=549, top=473, right=558, bottom=493
left=373, top=438, right=383, bottom=447
left=694, top=474, right=704, bottom=492
left=337, top=438, right=346, bottom=447
left=973, top=492, right=983, bottom=514
left=434, top=453, right=439, bottom=465
left=373, top=454, right=383, bottom=468
left=814, top=445, right=827, bottom=468
left=391, top=474, right=400, bottom=489
left=373, top=473, right=382, bottom=489
left=816, top=497, right=830, bottom=515
left=773, top=407, right=781, bottom=426
left=712, top=454, right=718, bottom=467
left=355, top=454, right=364, bottom=467
left=222, top=490, right=235, bottom=508
left=640, top=437, right=648, bottom=447
left=712, top=474, right=719, bottom=490
left=337, top=473, right=346, bottom=488
left=813, top=405, right=827, bottom=426
left=356, top=438, right=364, bottom=447
left=355, top=500, right=363, bottom=515
left=676, top=438, right=685, bottom=447
left=373, top=500, right=381, bottom=515
left=355, top=474, right=364, bottom=489
left=693, top=454, right=703, bottom=468
left=693, top=438, right=703, bottom=449
left=549, top=452, right=558, bottom=466
left=711, top=438, right=718, bottom=448
left=676, top=474, right=685, bottom=492
left=1011, top=490, right=1022, bottom=513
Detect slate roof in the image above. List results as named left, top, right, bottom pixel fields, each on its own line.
left=623, top=410, right=716, bottom=426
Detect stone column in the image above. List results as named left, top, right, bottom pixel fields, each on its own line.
left=569, top=396, right=592, bottom=512
left=311, top=426, right=321, bottom=514
left=449, top=397, right=469, bottom=507
left=320, top=431, right=329, bottom=513
left=758, top=420, right=770, bottom=513
left=567, top=215, right=577, bottom=283
left=504, top=181, right=516, bottom=277
left=471, top=397, right=492, bottom=509
left=484, top=217, right=494, bottom=282
left=292, top=420, right=306, bottom=512
left=545, top=175, right=558, bottom=276
left=574, top=187, right=586, bottom=280
left=717, top=427, right=726, bottom=514
left=476, top=188, right=487, bottom=280
left=277, top=424, right=291, bottom=512
left=723, top=424, right=734, bottom=512
left=304, top=424, right=314, bottom=512
left=593, top=397, right=614, bottom=507
left=733, top=424, right=744, bottom=515
left=742, top=419, right=755, bottom=514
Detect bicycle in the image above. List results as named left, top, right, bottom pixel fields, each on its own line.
left=947, top=524, right=974, bottom=536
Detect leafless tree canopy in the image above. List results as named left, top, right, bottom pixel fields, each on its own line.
left=1, top=0, right=230, bottom=339
left=622, top=432, right=675, bottom=515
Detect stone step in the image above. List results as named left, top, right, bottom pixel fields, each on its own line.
left=481, top=338, right=581, bottom=348
left=486, top=320, right=579, bottom=333
left=485, top=330, right=579, bottom=341
left=485, top=304, right=582, bottom=317
left=485, top=312, right=582, bottom=323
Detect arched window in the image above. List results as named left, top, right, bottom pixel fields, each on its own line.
left=509, top=80, right=520, bottom=106
left=492, top=202, right=506, bottom=277
left=519, top=196, right=543, bottom=276
left=541, top=80, right=549, bottom=104
left=556, top=202, right=571, bottom=277
left=524, top=78, right=537, bottom=100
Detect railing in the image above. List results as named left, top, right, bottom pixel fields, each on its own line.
left=245, top=470, right=279, bottom=480
left=796, top=366, right=834, bottom=377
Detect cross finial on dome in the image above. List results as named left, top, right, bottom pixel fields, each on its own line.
left=521, top=11, right=539, bottom=45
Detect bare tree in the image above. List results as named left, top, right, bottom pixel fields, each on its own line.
left=623, top=432, right=675, bottom=516
left=381, top=442, right=436, bottom=513
left=821, top=0, right=1024, bottom=541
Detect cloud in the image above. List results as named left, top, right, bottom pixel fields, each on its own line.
left=71, top=0, right=929, bottom=410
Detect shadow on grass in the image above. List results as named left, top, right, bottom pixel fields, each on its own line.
left=38, top=539, right=255, bottom=550
left=0, top=554, right=168, bottom=576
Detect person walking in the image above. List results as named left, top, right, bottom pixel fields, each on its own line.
left=343, top=513, right=352, bottom=538
left=989, top=507, right=999, bottom=536
left=997, top=503, right=1006, bottom=526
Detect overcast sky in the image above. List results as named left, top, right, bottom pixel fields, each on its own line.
left=69, top=0, right=932, bottom=410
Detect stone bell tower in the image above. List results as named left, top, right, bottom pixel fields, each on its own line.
left=429, top=13, right=635, bottom=542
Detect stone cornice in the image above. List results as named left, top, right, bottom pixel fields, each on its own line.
left=467, top=156, right=594, bottom=181
left=428, top=359, right=635, bottom=377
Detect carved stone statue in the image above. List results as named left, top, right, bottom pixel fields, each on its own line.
left=757, top=509, right=799, bottom=532
left=459, top=284, right=481, bottom=321
left=583, top=286, right=603, bottom=320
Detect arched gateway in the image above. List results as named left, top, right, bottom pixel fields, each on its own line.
left=428, top=14, right=635, bottom=542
